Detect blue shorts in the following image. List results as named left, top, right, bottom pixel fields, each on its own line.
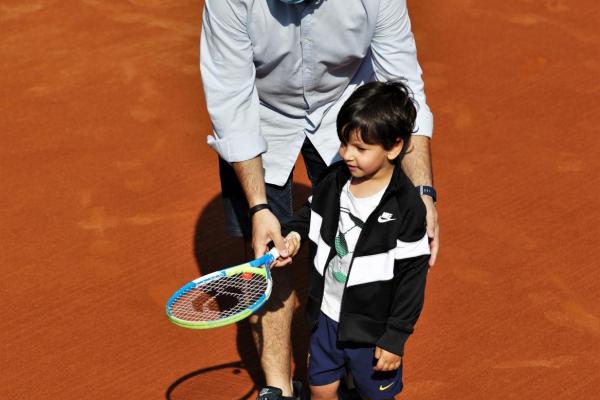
left=219, top=138, right=328, bottom=237
left=308, top=313, right=403, bottom=399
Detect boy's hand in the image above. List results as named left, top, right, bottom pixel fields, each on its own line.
left=271, top=232, right=301, bottom=267
left=374, top=346, right=402, bottom=371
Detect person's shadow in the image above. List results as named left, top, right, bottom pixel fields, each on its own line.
left=170, top=182, right=312, bottom=397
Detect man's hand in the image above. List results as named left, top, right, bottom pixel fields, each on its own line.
left=374, top=346, right=402, bottom=371
left=230, top=156, right=290, bottom=260
left=401, top=136, right=439, bottom=267
left=251, top=209, right=290, bottom=259
left=421, top=195, right=439, bottom=267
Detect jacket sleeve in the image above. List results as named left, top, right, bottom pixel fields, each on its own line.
left=376, top=252, right=429, bottom=356
left=376, top=199, right=430, bottom=356
left=281, top=197, right=312, bottom=242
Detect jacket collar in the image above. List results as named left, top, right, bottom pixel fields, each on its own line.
left=335, top=161, right=408, bottom=199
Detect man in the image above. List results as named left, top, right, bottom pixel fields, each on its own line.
left=200, top=1, right=439, bottom=399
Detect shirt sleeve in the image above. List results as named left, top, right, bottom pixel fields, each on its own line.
left=201, top=0, right=267, bottom=162
left=371, top=0, right=434, bottom=137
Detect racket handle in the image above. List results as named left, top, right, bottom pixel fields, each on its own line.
left=267, top=247, right=279, bottom=259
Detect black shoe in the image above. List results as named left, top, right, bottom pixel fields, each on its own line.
left=292, top=380, right=304, bottom=400
left=257, top=386, right=284, bottom=400
left=256, top=381, right=303, bottom=400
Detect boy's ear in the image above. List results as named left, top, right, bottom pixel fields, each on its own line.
left=387, top=138, right=404, bottom=161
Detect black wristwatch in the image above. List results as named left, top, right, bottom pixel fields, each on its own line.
left=416, top=185, right=437, bottom=203
left=248, top=203, right=272, bottom=218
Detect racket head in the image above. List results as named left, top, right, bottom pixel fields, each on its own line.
left=166, top=252, right=275, bottom=329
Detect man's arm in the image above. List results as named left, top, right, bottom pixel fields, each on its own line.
left=370, top=0, right=439, bottom=266
left=231, top=157, right=289, bottom=258
left=402, top=136, right=439, bottom=266
left=201, top=0, right=266, bottom=162
left=200, top=0, right=288, bottom=258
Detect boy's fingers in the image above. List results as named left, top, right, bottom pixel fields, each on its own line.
left=275, top=257, right=292, bottom=267
left=374, top=358, right=384, bottom=371
left=374, top=347, right=382, bottom=359
left=271, top=233, right=289, bottom=258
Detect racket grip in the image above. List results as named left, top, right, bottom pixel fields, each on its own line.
left=267, top=247, right=279, bottom=259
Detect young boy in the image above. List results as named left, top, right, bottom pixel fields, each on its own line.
left=275, top=81, right=431, bottom=400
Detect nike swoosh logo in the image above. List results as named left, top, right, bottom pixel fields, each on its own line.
left=379, top=382, right=394, bottom=391
left=377, top=216, right=396, bottom=223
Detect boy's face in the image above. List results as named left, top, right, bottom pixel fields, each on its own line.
left=339, top=131, right=403, bottom=180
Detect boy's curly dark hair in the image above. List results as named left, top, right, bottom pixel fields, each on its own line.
left=336, top=80, right=417, bottom=161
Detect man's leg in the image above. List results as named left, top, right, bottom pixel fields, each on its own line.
left=252, top=138, right=328, bottom=397
left=255, top=138, right=328, bottom=398
left=251, top=175, right=298, bottom=397
left=219, top=158, right=297, bottom=398
left=250, top=268, right=296, bottom=397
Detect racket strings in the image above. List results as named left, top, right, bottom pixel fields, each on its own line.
left=169, top=273, right=268, bottom=322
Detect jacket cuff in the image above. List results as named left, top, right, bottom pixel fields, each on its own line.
left=376, top=325, right=412, bottom=356
left=207, top=133, right=268, bottom=163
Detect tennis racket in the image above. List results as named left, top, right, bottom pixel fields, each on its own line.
left=166, top=248, right=278, bottom=329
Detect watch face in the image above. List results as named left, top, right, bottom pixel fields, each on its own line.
left=417, top=186, right=436, bottom=201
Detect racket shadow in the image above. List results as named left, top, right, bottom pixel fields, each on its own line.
left=165, top=361, right=255, bottom=400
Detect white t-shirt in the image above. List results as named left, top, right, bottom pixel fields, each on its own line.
left=321, top=180, right=388, bottom=322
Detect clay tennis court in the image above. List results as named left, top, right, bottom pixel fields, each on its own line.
left=2, top=1, right=599, bottom=399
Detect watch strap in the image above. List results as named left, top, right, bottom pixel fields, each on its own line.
left=416, top=185, right=437, bottom=202
left=248, top=203, right=272, bottom=218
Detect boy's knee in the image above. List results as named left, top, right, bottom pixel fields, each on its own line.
left=310, top=382, right=340, bottom=400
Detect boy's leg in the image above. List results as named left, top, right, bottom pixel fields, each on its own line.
left=343, top=346, right=403, bottom=400
left=311, top=381, right=340, bottom=400
left=308, top=313, right=347, bottom=400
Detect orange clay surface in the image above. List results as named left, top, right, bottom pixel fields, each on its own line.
left=2, top=1, right=599, bottom=399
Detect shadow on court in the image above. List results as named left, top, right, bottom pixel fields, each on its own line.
left=165, top=361, right=255, bottom=400
left=165, top=182, right=313, bottom=398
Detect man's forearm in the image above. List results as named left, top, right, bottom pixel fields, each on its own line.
left=401, top=136, right=433, bottom=187
left=231, top=156, right=268, bottom=207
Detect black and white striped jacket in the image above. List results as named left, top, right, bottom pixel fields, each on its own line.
left=282, top=161, right=430, bottom=356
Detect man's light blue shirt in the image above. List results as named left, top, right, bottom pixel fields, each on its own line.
left=202, top=0, right=433, bottom=186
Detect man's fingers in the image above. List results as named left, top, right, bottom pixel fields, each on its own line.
left=252, top=241, right=268, bottom=259
left=422, top=196, right=439, bottom=268
left=429, top=228, right=439, bottom=266
left=426, top=209, right=435, bottom=238
left=374, top=346, right=382, bottom=359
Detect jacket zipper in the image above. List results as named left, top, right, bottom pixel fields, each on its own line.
left=336, top=189, right=396, bottom=340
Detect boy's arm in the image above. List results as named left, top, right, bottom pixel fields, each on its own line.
left=376, top=253, right=430, bottom=357
left=280, top=198, right=311, bottom=241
